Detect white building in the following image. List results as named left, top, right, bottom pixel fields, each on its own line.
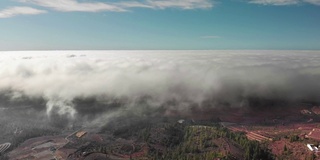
left=307, top=144, right=319, bottom=152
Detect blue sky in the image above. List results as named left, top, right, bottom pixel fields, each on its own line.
left=0, top=0, right=319, bottom=50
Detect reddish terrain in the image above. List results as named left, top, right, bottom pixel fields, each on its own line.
left=7, top=104, right=320, bottom=160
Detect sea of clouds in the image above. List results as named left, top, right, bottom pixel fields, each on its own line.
left=0, top=50, right=320, bottom=120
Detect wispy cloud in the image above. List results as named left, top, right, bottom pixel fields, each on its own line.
left=249, top=0, right=299, bottom=5
left=201, top=35, right=220, bottom=39
left=116, top=1, right=155, bottom=9
left=3, top=0, right=318, bottom=19
left=19, top=0, right=126, bottom=12
left=303, top=0, right=320, bottom=5
left=249, top=0, right=320, bottom=5
left=19, top=0, right=213, bottom=13
left=145, top=0, right=213, bottom=9
left=0, top=6, right=46, bottom=18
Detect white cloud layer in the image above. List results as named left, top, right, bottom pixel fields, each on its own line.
left=0, top=6, right=46, bottom=18
left=1, top=50, right=320, bottom=118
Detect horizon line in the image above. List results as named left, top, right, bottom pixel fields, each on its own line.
left=1, top=49, right=320, bottom=52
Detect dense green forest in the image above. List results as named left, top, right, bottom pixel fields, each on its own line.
left=144, top=123, right=274, bottom=160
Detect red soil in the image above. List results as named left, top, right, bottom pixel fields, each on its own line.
left=311, top=106, right=320, bottom=115
left=306, top=128, right=320, bottom=141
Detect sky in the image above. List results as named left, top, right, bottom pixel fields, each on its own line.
left=0, top=0, right=319, bottom=50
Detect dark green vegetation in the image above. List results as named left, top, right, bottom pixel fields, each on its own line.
left=64, top=120, right=274, bottom=160
left=143, top=123, right=274, bottom=160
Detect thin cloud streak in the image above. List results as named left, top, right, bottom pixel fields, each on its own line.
left=0, top=6, right=46, bottom=18
left=19, top=0, right=213, bottom=13
left=19, top=0, right=126, bottom=12
left=249, top=0, right=299, bottom=5
left=145, top=0, right=213, bottom=9
left=116, top=1, right=154, bottom=9
left=249, top=0, right=320, bottom=5
left=303, top=0, right=320, bottom=5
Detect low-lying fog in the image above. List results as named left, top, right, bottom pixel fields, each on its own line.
left=0, top=50, right=320, bottom=128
